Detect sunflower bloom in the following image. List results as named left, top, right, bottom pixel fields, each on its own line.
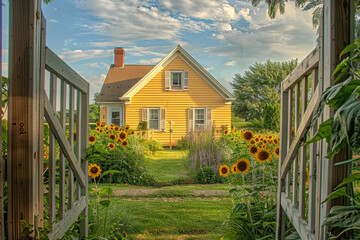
left=101, top=122, right=106, bottom=127
left=236, top=159, right=250, bottom=173
left=96, top=122, right=101, bottom=127
left=231, top=164, right=238, bottom=173
left=108, top=143, right=115, bottom=150
left=114, top=126, right=120, bottom=131
left=121, top=140, right=129, bottom=147
left=122, top=231, right=127, bottom=238
left=219, top=164, right=230, bottom=177
left=119, top=131, right=128, bottom=140
left=125, top=125, right=130, bottom=130
left=88, top=164, right=102, bottom=178
left=242, top=130, right=254, bottom=142
left=96, top=127, right=101, bottom=132
left=89, top=135, right=96, bottom=144
left=256, top=149, right=272, bottom=163
left=131, top=130, right=135, bottom=135
left=109, top=134, right=116, bottom=140
left=274, top=147, right=279, bottom=158
left=249, top=145, right=258, bottom=155
left=116, top=138, right=122, bottom=144
left=223, top=129, right=229, bottom=135
left=273, top=138, right=279, bottom=145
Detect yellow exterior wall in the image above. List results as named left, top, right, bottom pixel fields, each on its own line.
left=100, top=107, right=107, bottom=124
left=125, top=56, right=231, bottom=145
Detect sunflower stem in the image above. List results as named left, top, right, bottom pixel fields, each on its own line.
left=242, top=174, right=254, bottom=235
left=94, top=178, right=100, bottom=237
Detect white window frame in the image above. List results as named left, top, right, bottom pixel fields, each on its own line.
left=148, top=107, right=160, bottom=131
left=194, top=107, right=206, bottom=131
left=171, top=71, right=183, bottom=88
left=107, top=105, right=124, bottom=127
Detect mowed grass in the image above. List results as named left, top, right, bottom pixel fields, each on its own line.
left=100, top=149, right=232, bottom=239
left=109, top=197, right=232, bottom=240
left=145, top=150, right=191, bottom=183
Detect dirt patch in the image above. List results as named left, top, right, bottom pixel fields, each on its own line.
left=112, top=189, right=229, bottom=197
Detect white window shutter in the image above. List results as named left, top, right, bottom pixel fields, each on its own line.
left=206, top=108, right=212, bottom=130
left=188, top=108, right=194, bottom=131
left=165, top=70, right=171, bottom=91
left=183, top=71, right=189, bottom=90
left=142, top=108, right=149, bottom=129
left=160, top=108, right=166, bottom=131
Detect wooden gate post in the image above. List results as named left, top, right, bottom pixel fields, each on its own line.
left=8, top=0, right=44, bottom=238
left=319, top=0, right=354, bottom=238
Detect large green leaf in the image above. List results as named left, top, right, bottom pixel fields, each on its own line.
left=306, top=118, right=333, bottom=145
left=335, top=173, right=360, bottom=190
left=322, top=187, right=348, bottom=204
left=99, top=199, right=111, bottom=208
left=323, top=205, right=360, bottom=228
left=326, top=77, right=360, bottom=109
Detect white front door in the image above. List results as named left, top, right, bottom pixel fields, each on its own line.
left=108, top=105, right=124, bottom=127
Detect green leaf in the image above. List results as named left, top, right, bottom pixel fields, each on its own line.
left=322, top=187, right=347, bottom=203
left=335, top=173, right=360, bottom=190
left=84, top=155, right=106, bottom=162
left=334, top=156, right=360, bottom=166
left=99, top=187, right=112, bottom=196
left=101, top=170, right=122, bottom=178
left=323, top=205, right=360, bottom=228
left=306, top=118, right=333, bottom=145
left=340, top=43, right=357, bottom=58
left=99, top=200, right=111, bottom=208
left=94, top=145, right=107, bottom=155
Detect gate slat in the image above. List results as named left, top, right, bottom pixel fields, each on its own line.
left=280, top=85, right=320, bottom=179
left=292, top=83, right=300, bottom=207
left=59, top=80, right=67, bottom=219
left=68, top=87, right=75, bottom=209
left=44, top=96, right=86, bottom=187
left=49, top=73, right=57, bottom=226
left=76, top=92, right=82, bottom=201
left=285, top=89, right=293, bottom=198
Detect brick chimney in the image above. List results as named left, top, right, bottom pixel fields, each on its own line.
left=114, top=48, right=125, bottom=68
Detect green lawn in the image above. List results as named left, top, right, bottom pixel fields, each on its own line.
left=97, top=150, right=232, bottom=240
left=145, top=150, right=191, bottom=183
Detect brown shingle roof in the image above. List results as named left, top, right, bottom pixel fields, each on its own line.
left=98, top=64, right=155, bottom=103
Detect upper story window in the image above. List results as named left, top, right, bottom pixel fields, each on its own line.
left=165, top=70, right=188, bottom=91
left=171, top=72, right=182, bottom=88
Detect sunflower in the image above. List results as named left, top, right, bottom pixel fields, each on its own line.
left=230, top=137, right=234, bottom=141
left=121, top=140, right=129, bottom=147
left=273, top=138, right=279, bottom=145
left=88, top=164, right=102, bottom=179
left=110, top=123, right=115, bottom=128
left=119, top=131, right=128, bottom=140
left=96, top=127, right=101, bottom=132
left=242, top=130, right=254, bottom=142
left=125, top=125, right=130, bottom=130
left=231, top=164, right=238, bottom=173
left=109, top=134, right=116, bottom=140
left=99, top=129, right=103, bottom=133
left=268, top=140, right=273, bottom=144
left=96, top=122, right=101, bottom=127
left=268, top=135, right=273, bottom=139
left=108, top=143, right=115, bottom=150
left=122, top=231, right=127, bottom=238
left=236, top=159, right=250, bottom=173
left=131, top=130, right=135, bottom=135
left=223, top=129, right=229, bottom=135
left=255, top=149, right=272, bottom=163
left=114, top=126, right=120, bottom=131
left=274, top=147, right=279, bottom=158
left=101, top=122, right=106, bottom=127
left=105, top=126, right=109, bottom=130
left=89, top=135, right=96, bottom=144
left=116, top=138, right=122, bottom=144
left=219, top=164, right=230, bottom=177
left=232, top=127, right=237, bottom=133
left=250, top=139, right=256, bottom=145
left=249, top=145, right=258, bottom=155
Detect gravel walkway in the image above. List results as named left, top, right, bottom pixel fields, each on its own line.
left=112, top=189, right=229, bottom=197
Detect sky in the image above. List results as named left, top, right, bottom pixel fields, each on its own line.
left=2, top=0, right=317, bottom=103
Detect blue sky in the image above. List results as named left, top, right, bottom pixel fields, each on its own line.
left=2, top=0, right=317, bottom=103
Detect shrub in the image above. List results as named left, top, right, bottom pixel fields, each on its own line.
left=86, top=123, right=156, bottom=186
left=141, top=139, right=164, bottom=153
left=194, top=167, right=223, bottom=184
left=263, top=103, right=280, bottom=131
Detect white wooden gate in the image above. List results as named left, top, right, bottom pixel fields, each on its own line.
left=7, top=1, right=89, bottom=239
left=276, top=1, right=354, bottom=239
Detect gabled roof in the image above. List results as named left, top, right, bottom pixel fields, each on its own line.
left=98, top=45, right=235, bottom=104
left=98, top=65, right=155, bottom=103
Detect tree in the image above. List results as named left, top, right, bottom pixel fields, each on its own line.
left=231, top=59, right=297, bottom=121
left=263, top=103, right=280, bottom=131
left=89, top=92, right=100, bottom=123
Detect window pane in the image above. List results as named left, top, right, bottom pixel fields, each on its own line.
left=149, top=109, right=159, bottom=130
left=112, top=111, right=120, bottom=126
left=194, top=109, right=205, bottom=130
left=172, top=72, right=182, bottom=86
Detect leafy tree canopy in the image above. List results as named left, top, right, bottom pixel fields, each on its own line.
left=231, top=59, right=297, bottom=121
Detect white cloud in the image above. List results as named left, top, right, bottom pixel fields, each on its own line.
left=205, top=66, right=214, bottom=71
left=83, top=62, right=109, bottom=69
left=139, top=58, right=162, bottom=65
left=59, top=49, right=113, bottom=62
left=49, top=19, right=58, bottom=23
left=224, top=60, right=237, bottom=66
left=64, top=38, right=78, bottom=47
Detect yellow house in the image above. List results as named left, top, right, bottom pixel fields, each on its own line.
left=98, top=45, right=235, bottom=146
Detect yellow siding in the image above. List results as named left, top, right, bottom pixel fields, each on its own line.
left=100, top=107, right=107, bottom=124
left=126, top=56, right=231, bottom=145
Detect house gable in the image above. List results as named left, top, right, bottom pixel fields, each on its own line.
left=120, top=45, right=234, bottom=103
